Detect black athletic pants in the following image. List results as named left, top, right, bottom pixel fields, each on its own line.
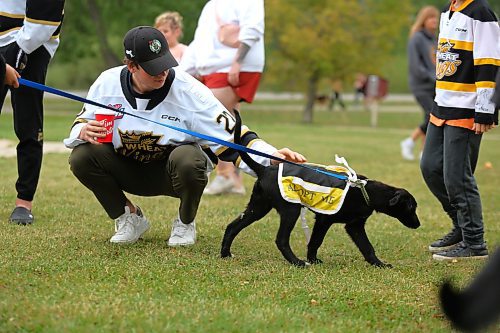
left=0, top=45, right=51, bottom=201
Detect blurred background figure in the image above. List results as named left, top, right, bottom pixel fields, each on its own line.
left=154, top=11, right=188, bottom=62
left=328, top=79, right=346, bottom=112
left=440, top=248, right=500, bottom=332
left=400, top=6, right=439, bottom=161
left=352, top=73, right=367, bottom=109
left=180, top=0, right=265, bottom=196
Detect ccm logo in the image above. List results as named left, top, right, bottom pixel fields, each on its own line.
left=161, top=115, right=181, bottom=122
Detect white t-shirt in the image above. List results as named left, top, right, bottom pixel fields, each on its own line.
left=179, top=0, right=265, bottom=76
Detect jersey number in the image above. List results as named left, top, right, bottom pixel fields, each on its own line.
left=216, top=110, right=236, bottom=134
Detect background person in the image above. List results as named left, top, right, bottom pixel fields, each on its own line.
left=0, top=0, right=65, bottom=225
left=421, top=0, right=499, bottom=261
left=439, top=69, right=500, bottom=333
left=154, top=11, right=188, bottom=62
left=400, top=6, right=439, bottom=161
left=328, top=79, right=346, bottom=112
left=63, top=26, right=305, bottom=247
left=180, top=0, right=265, bottom=196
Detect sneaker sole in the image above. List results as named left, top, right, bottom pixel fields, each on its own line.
left=167, top=241, right=195, bottom=246
left=109, top=238, right=140, bottom=244
left=432, top=253, right=489, bottom=261
left=9, top=219, right=34, bottom=225
left=428, top=243, right=461, bottom=253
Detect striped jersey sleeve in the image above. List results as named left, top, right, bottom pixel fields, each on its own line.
left=434, top=0, right=499, bottom=124
left=0, top=0, right=65, bottom=57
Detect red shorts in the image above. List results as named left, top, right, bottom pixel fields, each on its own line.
left=201, top=72, right=262, bottom=103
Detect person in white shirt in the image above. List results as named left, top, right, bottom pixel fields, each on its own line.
left=180, top=0, right=265, bottom=195
left=64, top=26, right=306, bottom=247
left=154, top=11, right=188, bottom=62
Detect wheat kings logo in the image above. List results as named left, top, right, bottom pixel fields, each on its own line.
left=436, top=40, right=462, bottom=79
left=117, top=130, right=172, bottom=162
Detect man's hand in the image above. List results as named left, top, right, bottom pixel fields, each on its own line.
left=5, top=42, right=28, bottom=73
left=5, top=64, right=20, bottom=88
left=271, top=147, right=307, bottom=165
left=78, top=120, right=107, bottom=144
left=472, top=123, right=496, bottom=135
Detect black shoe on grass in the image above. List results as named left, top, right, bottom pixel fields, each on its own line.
left=429, top=228, right=463, bottom=253
left=433, top=242, right=488, bottom=261
left=9, top=207, right=34, bottom=225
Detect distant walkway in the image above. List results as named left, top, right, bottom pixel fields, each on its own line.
left=39, top=90, right=416, bottom=103
left=0, top=139, right=68, bottom=158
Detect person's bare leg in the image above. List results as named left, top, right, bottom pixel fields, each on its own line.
left=209, top=87, right=245, bottom=193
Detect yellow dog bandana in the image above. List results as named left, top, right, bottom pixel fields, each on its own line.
left=278, top=162, right=351, bottom=215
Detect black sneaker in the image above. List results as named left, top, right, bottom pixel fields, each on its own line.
left=428, top=228, right=463, bottom=253
left=433, top=242, right=488, bottom=261
left=9, top=207, right=34, bottom=225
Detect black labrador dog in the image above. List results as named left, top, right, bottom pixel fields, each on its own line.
left=221, top=111, right=420, bottom=267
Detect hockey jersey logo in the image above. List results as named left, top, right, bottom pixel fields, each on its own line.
left=436, top=40, right=462, bottom=79
left=116, top=130, right=173, bottom=162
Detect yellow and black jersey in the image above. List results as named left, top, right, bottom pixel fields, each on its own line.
left=0, top=0, right=65, bottom=57
left=434, top=0, right=499, bottom=124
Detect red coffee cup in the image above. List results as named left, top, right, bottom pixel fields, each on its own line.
left=94, top=110, right=115, bottom=143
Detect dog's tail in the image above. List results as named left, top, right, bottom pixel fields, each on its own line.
left=234, top=110, right=266, bottom=177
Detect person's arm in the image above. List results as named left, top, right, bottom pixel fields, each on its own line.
left=471, top=7, right=499, bottom=134
left=407, top=33, right=436, bottom=83
left=227, top=0, right=264, bottom=86
left=63, top=75, right=107, bottom=148
left=4, top=0, right=64, bottom=72
left=190, top=84, right=305, bottom=176
left=16, top=0, right=65, bottom=54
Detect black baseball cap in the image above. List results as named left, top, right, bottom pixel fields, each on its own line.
left=123, top=26, right=178, bottom=76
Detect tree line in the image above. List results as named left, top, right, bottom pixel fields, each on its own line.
left=52, top=0, right=499, bottom=121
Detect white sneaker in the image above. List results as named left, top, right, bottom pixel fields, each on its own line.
left=168, top=218, right=196, bottom=246
left=203, top=175, right=234, bottom=195
left=230, top=186, right=246, bottom=195
left=400, top=138, right=415, bottom=161
left=110, top=206, right=150, bottom=244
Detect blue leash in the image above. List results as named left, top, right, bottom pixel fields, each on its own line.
left=19, top=78, right=347, bottom=181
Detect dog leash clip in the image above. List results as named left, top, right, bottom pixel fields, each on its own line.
left=334, top=154, right=371, bottom=206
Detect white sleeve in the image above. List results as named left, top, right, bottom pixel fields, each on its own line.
left=238, top=0, right=264, bottom=47
left=63, top=79, right=102, bottom=149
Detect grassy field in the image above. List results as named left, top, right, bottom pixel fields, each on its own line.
left=0, top=98, right=499, bottom=332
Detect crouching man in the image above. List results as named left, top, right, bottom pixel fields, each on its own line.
left=63, top=26, right=306, bottom=246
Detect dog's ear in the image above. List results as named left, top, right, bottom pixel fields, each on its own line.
left=389, top=191, right=402, bottom=206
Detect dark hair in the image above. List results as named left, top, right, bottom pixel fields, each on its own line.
left=123, top=57, right=139, bottom=68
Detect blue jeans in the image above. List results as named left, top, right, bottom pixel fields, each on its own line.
left=420, top=123, right=485, bottom=247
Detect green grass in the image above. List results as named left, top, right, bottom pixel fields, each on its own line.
left=0, top=98, right=499, bottom=332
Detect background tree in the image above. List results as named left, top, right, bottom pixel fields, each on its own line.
left=54, top=0, right=206, bottom=87
left=266, top=0, right=412, bottom=123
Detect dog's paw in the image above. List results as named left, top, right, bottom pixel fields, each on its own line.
left=372, top=262, right=393, bottom=268
left=307, top=257, right=323, bottom=265
left=292, top=259, right=307, bottom=267
left=220, top=251, right=233, bottom=258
